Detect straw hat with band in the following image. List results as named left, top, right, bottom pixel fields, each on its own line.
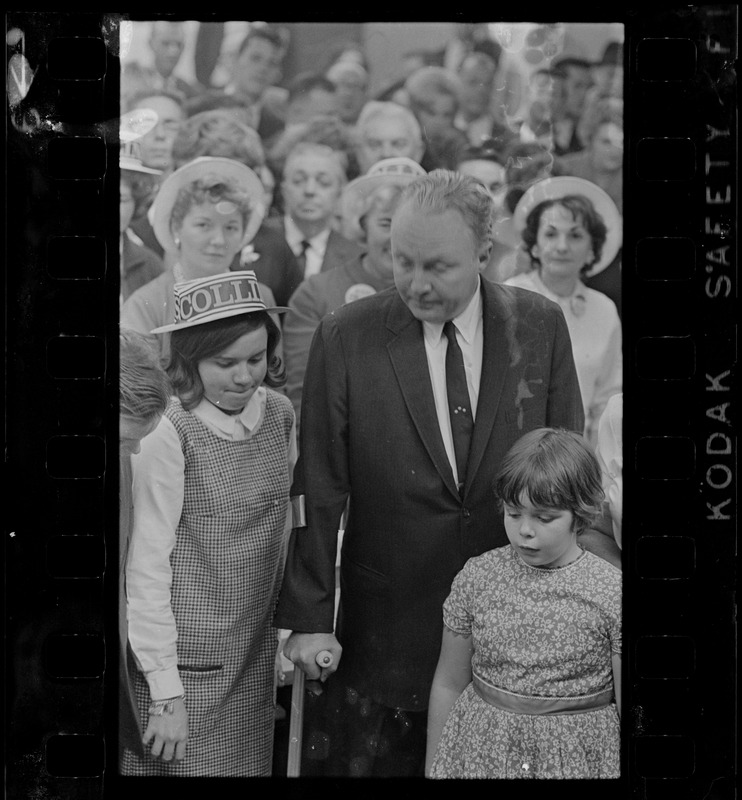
left=120, top=108, right=162, bottom=175
left=341, top=156, right=427, bottom=241
left=151, top=157, right=267, bottom=255
left=150, top=270, right=288, bottom=335
left=512, top=176, right=622, bottom=277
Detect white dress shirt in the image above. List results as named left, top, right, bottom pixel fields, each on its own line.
left=126, top=387, right=297, bottom=700
left=284, top=215, right=331, bottom=279
left=422, top=280, right=484, bottom=487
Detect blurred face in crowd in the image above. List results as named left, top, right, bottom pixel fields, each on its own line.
left=357, top=115, right=421, bottom=173
left=458, top=58, right=496, bottom=120
left=234, top=36, right=283, bottom=102
left=149, top=22, right=185, bottom=79
left=174, top=202, right=246, bottom=278
left=456, top=159, right=507, bottom=214
left=563, top=64, right=591, bottom=119
left=392, top=201, right=490, bottom=324
left=288, top=88, right=338, bottom=125
left=362, top=185, right=403, bottom=281
left=527, top=71, right=554, bottom=125
left=133, top=95, right=184, bottom=171
left=282, top=150, right=343, bottom=229
left=331, top=69, right=368, bottom=125
left=590, top=122, right=623, bottom=173
left=416, top=93, right=457, bottom=138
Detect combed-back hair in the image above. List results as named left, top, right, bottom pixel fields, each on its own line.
left=236, top=25, right=285, bottom=58
left=287, top=71, right=337, bottom=104
left=355, top=101, right=423, bottom=149
left=494, top=428, right=604, bottom=533
left=522, top=194, right=608, bottom=274
left=167, top=312, right=285, bottom=410
left=125, top=88, right=185, bottom=114
left=120, top=328, right=171, bottom=421
left=404, top=66, right=462, bottom=114
left=397, top=169, right=494, bottom=249
left=283, top=141, right=347, bottom=184
left=172, top=110, right=265, bottom=171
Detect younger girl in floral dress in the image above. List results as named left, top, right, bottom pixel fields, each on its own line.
left=426, top=427, right=621, bottom=779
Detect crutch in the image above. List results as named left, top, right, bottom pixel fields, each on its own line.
left=287, top=649, right=334, bottom=777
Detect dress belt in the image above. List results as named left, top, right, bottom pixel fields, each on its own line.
left=472, top=674, right=613, bottom=716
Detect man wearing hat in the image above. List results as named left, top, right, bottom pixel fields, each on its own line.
left=275, top=169, right=620, bottom=777
left=283, top=156, right=425, bottom=426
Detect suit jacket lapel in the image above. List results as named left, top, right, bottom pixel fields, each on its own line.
left=464, top=281, right=513, bottom=494
left=385, top=295, right=461, bottom=500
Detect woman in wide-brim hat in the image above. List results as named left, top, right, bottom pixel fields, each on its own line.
left=505, top=176, right=622, bottom=447
left=120, top=155, right=281, bottom=365
left=121, top=270, right=295, bottom=777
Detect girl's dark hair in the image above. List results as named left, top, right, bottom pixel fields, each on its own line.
left=167, top=312, right=285, bottom=410
left=494, top=428, right=604, bottom=533
left=522, top=194, right=608, bottom=275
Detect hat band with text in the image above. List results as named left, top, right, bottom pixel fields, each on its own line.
left=174, top=272, right=265, bottom=326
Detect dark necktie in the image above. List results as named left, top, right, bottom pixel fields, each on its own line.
left=297, top=239, right=311, bottom=276
left=444, top=320, right=473, bottom=495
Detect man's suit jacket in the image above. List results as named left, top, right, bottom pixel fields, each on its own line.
left=263, top=217, right=362, bottom=281
left=274, top=279, right=584, bottom=711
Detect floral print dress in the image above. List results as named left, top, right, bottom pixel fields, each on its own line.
left=430, top=545, right=622, bottom=779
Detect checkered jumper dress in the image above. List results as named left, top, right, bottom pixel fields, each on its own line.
left=121, top=391, right=294, bottom=776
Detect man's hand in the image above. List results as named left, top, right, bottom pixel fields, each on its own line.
left=283, top=632, right=342, bottom=681
left=142, top=697, right=188, bottom=762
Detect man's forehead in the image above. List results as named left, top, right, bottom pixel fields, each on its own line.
left=152, top=22, right=184, bottom=40
left=364, top=117, right=409, bottom=138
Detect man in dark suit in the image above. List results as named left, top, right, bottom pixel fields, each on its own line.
left=267, top=141, right=361, bottom=281
left=274, top=170, right=619, bottom=777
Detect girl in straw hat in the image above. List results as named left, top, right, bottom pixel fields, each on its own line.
left=120, top=271, right=295, bottom=776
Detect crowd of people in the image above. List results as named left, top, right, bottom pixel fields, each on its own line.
left=118, top=20, right=624, bottom=780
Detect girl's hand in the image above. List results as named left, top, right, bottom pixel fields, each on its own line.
left=142, top=697, right=188, bottom=762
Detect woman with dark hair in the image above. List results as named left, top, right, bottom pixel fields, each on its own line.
left=505, top=178, right=622, bottom=447
left=121, top=271, right=295, bottom=777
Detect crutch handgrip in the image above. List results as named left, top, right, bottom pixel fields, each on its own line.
left=287, top=649, right=335, bottom=777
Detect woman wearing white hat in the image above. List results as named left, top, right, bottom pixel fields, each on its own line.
left=121, top=271, right=295, bottom=776
left=505, top=177, right=622, bottom=447
left=121, top=156, right=280, bottom=366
